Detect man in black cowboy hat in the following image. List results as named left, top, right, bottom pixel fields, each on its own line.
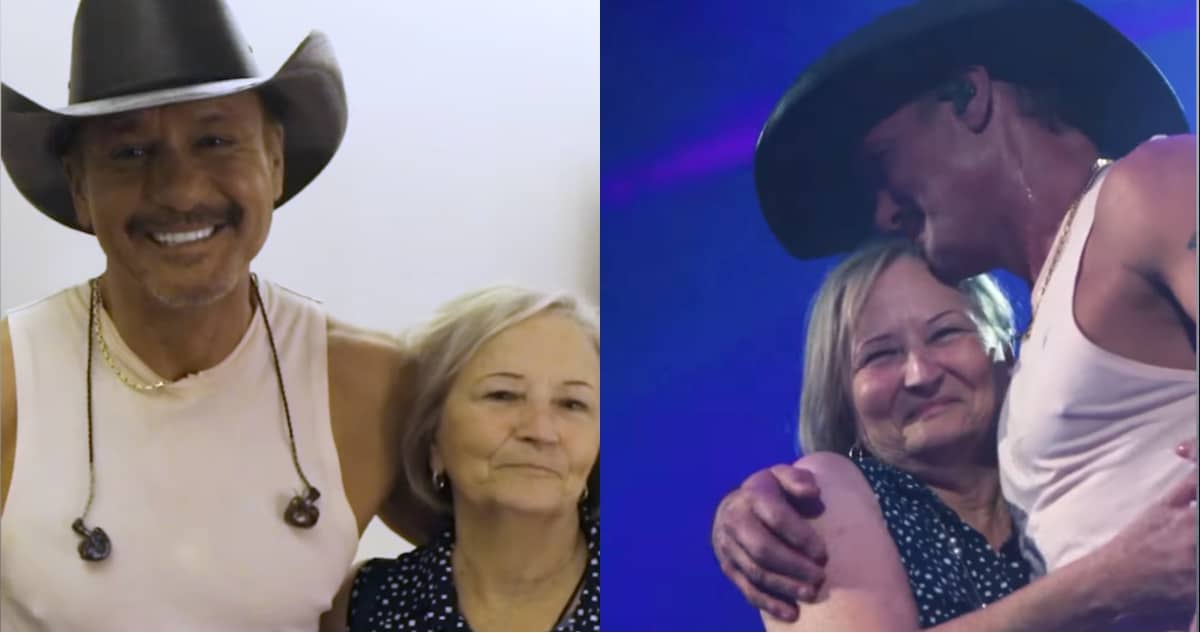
left=0, top=1, right=436, bottom=629
left=710, top=0, right=1197, bottom=627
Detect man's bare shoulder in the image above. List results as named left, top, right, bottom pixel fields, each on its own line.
left=1103, top=135, right=1195, bottom=213
left=1123, top=133, right=1196, bottom=165
left=325, top=318, right=417, bottom=438
left=326, top=318, right=413, bottom=381
left=1097, top=134, right=1196, bottom=266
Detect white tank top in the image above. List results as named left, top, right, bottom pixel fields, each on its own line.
left=0, top=278, right=358, bottom=631
left=998, top=167, right=1197, bottom=574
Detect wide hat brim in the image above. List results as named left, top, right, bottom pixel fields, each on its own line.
left=1, top=31, right=347, bottom=233
left=754, top=0, right=1190, bottom=260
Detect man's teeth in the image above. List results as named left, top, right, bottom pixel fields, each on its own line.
left=152, top=226, right=216, bottom=246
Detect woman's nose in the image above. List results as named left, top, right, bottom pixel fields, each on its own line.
left=902, top=347, right=943, bottom=393
left=515, top=402, right=559, bottom=443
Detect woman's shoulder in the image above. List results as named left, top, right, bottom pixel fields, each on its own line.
left=348, top=543, right=453, bottom=630
left=761, top=452, right=918, bottom=630
left=793, top=452, right=875, bottom=497
left=355, top=540, right=447, bottom=587
left=787, top=452, right=891, bottom=549
left=351, top=541, right=450, bottom=599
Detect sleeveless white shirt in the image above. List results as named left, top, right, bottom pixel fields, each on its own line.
left=1, top=278, right=358, bottom=631
left=998, top=167, right=1197, bottom=574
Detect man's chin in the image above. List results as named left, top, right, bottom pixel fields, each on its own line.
left=926, top=250, right=987, bottom=284
left=145, top=274, right=242, bottom=310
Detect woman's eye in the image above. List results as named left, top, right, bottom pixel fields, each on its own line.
left=931, top=327, right=966, bottom=342
left=559, top=398, right=590, bottom=413
left=484, top=390, right=521, bottom=402
left=862, top=349, right=897, bottom=366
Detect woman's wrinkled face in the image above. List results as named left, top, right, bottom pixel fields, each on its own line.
left=848, top=256, right=1007, bottom=467
left=433, top=312, right=599, bottom=517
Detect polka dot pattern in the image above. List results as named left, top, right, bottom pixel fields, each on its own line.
left=347, top=516, right=600, bottom=631
left=851, top=454, right=1031, bottom=627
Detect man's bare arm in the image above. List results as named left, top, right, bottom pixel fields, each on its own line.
left=319, top=561, right=367, bottom=631
left=1, top=319, right=17, bottom=516
left=326, top=319, right=437, bottom=544
left=376, top=482, right=442, bottom=547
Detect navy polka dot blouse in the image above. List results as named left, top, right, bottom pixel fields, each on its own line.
left=348, top=516, right=600, bottom=631
left=850, top=453, right=1031, bottom=627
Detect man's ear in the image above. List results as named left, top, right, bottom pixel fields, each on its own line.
left=936, top=66, right=992, bottom=133
left=265, top=121, right=285, bottom=202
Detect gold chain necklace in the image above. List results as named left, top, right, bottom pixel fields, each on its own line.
left=1021, top=157, right=1111, bottom=342
left=72, top=274, right=322, bottom=562
left=90, top=280, right=172, bottom=392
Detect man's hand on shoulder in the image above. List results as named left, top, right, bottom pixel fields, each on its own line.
left=712, top=462, right=830, bottom=621
left=326, top=317, right=414, bottom=448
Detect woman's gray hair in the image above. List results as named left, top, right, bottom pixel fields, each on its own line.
left=401, top=285, right=600, bottom=521
left=797, top=239, right=1015, bottom=455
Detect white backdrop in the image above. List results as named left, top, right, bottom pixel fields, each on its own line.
left=0, top=1, right=599, bottom=563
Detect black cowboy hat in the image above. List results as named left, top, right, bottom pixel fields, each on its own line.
left=1, top=0, right=348, bottom=233
left=755, top=0, right=1190, bottom=260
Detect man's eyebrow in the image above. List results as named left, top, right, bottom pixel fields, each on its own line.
left=97, top=112, right=145, bottom=135
left=196, top=110, right=229, bottom=125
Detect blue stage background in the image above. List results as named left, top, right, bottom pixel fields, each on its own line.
left=600, top=1, right=1196, bottom=630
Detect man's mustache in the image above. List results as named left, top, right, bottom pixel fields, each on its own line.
left=126, top=204, right=242, bottom=232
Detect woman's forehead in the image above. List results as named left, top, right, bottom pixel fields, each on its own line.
left=855, top=258, right=970, bottom=333
left=460, top=314, right=598, bottom=379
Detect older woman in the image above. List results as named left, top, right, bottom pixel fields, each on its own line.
left=758, top=239, right=1195, bottom=631
left=335, top=286, right=600, bottom=631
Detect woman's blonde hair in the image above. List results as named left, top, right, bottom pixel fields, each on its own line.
left=797, top=239, right=1015, bottom=455
left=401, top=285, right=600, bottom=520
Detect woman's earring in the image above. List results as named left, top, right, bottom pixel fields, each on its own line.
left=432, top=470, right=447, bottom=491
left=579, top=485, right=590, bottom=503
left=847, top=442, right=865, bottom=460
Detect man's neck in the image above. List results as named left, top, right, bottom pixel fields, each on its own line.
left=97, top=273, right=256, bottom=382
left=451, top=504, right=586, bottom=630
left=995, top=127, right=1100, bottom=284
